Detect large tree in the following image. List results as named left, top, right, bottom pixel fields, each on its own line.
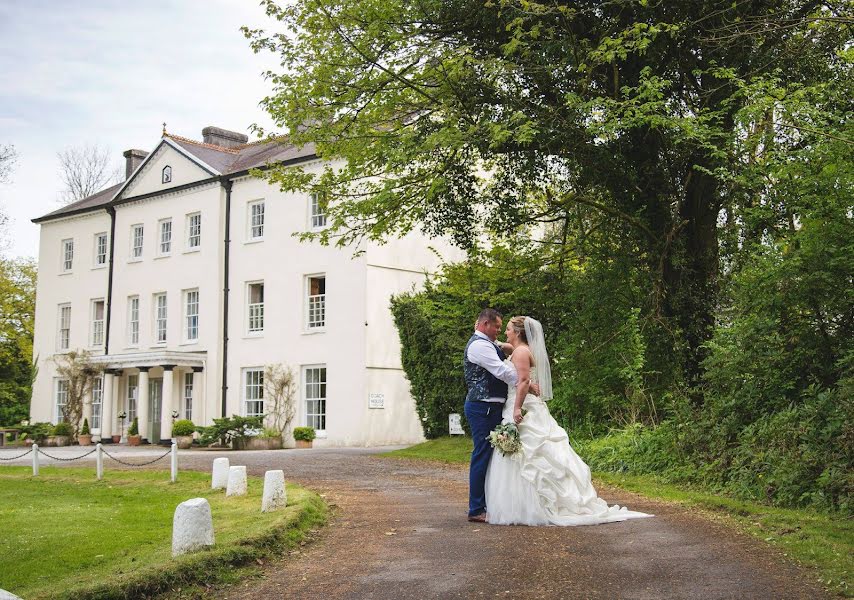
left=0, top=257, right=36, bottom=425
left=57, top=144, right=121, bottom=205
left=245, top=0, right=852, bottom=394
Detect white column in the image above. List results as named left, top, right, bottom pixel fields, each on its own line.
left=82, top=387, right=93, bottom=431
left=161, top=366, right=175, bottom=441
left=138, top=368, right=150, bottom=441
left=192, top=368, right=204, bottom=424
left=101, top=371, right=115, bottom=439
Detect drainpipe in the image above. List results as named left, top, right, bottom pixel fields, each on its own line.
left=104, top=206, right=117, bottom=355
left=220, top=179, right=233, bottom=418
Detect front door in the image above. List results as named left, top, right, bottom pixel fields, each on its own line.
left=149, top=378, right=163, bottom=444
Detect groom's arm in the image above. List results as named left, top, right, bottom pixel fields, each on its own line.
left=466, top=340, right=518, bottom=386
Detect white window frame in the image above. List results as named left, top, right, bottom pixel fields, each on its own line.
left=91, top=299, right=105, bottom=348
left=130, top=224, right=144, bottom=260
left=247, top=281, right=264, bottom=334
left=94, top=233, right=108, bottom=267
left=247, top=200, right=265, bottom=240
left=243, top=368, right=265, bottom=417
left=127, top=296, right=140, bottom=346
left=162, top=165, right=172, bottom=184
left=305, top=274, right=326, bottom=331
left=154, top=292, right=167, bottom=344
left=184, top=288, right=199, bottom=342
left=309, top=193, right=327, bottom=230
left=127, top=375, right=138, bottom=423
left=91, top=377, right=103, bottom=430
left=303, top=365, right=327, bottom=434
left=55, top=378, right=69, bottom=423
left=183, top=372, right=194, bottom=421
left=158, top=218, right=172, bottom=256
left=61, top=238, right=74, bottom=272
left=58, top=303, right=71, bottom=351
left=186, top=212, right=201, bottom=250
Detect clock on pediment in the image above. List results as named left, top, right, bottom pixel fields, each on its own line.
left=162, top=165, right=172, bottom=184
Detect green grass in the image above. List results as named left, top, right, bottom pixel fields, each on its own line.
left=0, top=466, right=327, bottom=600
left=381, top=436, right=852, bottom=597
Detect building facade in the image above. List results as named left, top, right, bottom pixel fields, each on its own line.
left=30, top=126, right=459, bottom=446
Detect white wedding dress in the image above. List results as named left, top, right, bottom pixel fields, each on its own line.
left=485, top=361, right=653, bottom=526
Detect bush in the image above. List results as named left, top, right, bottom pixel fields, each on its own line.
left=171, top=419, right=195, bottom=437
left=258, top=427, right=282, bottom=439
left=19, top=422, right=51, bottom=442
left=293, top=427, right=316, bottom=442
left=80, top=418, right=90, bottom=435
left=52, top=422, right=73, bottom=437
left=128, top=417, right=139, bottom=436
left=196, top=415, right=263, bottom=446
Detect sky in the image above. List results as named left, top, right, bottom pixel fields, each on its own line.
left=0, top=0, right=282, bottom=259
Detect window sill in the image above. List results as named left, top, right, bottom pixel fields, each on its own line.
left=59, top=271, right=73, bottom=276
left=244, top=238, right=264, bottom=245
left=127, top=258, right=143, bottom=264
left=302, top=328, right=326, bottom=335
left=91, top=265, right=107, bottom=270
left=179, top=340, right=199, bottom=347
left=183, top=247, right=201, bottom=254
left=154, top=254, right=171, bottom=260
left=244, top=332, right=264, bottom=339
left=150, top=343, right=168, bottom=349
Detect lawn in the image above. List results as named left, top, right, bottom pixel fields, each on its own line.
left=0, top=466, right=326, bottom=600
left=381, top=436, right=852, bottom=597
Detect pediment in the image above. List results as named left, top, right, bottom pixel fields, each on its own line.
left=118, top=140, right=218, bottom=200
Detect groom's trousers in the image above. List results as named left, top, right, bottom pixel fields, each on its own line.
left=464, top=400, right=505, bottom=517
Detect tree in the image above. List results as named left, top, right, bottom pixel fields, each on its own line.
left=0, top=257, right=36, bottom=425
left=0, top=144, right=16, bottom=185
left=263, top=363, right=298, bottom=439
left=52, top=350, right=104, bottom=436
left=57, top=144, right=121, bottom=205
left=245, top=0, right=852, bottom=398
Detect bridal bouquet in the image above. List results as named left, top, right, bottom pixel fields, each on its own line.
left=488, top=422, right=522, bottom=456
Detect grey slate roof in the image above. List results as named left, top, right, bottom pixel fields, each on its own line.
left=32, top=136, right=317, bottom=223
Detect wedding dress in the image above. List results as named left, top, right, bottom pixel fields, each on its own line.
left=484, top=361, right=653, bottom=526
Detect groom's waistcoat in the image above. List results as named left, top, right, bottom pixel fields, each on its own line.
left=463, top=334, right=508, bottom=403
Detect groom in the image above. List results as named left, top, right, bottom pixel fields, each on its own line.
left=463, top=308, right=538, bottom=522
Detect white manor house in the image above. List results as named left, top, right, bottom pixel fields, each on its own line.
left=30, top=126, right=460, bottom=446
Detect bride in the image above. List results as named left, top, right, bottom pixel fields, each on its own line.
left=484, top=316, right=653, bottom=526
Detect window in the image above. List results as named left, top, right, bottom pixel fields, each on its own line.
left=162, top=165, right=172, bottom=184
left=127, top=375, right=138, bottom=423
left=128, top=296, right=139, bottom=346
left=154, top=293, right=167, bottom=343
left=306, top=275, right=326, bottom=329
left=58, top=304, right=71, bottom=350
left=94, top=233, right=108, bottom=267
left=92, top=377, right=103, bottom=430
left=248, top=200, right=264, bottom=239
left=248, top=282, right=264, bottom=333
left=183, top=372, right=194, bottom=421
left=61, top=239, right=74, bottom=272
left=91, top=299, right=105, bottom=347
left=131, top=224, right=144, bottom=259
left=304, top=366, right=326, bottom=431
left=243, top=368, right=264, bottom=417
left=184, top=289, right=199, bottom=341
left=187, top=213, right=201, bottom=249
left=55, top=379, right=69, bottom=423
left=309, top=193, right=326, bottom=229
left=159, top=219, right=172, bottom=255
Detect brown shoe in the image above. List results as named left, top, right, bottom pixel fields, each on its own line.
left=467, top=513, right=488, bottom=523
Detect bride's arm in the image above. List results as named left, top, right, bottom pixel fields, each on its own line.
left=510, top=347, right=532, bottom=425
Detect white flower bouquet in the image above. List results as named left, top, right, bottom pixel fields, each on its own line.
left=488, top=422, right=522, bottom=456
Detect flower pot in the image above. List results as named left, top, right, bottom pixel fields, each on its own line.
left=78, top=434, right=93, bottom=446
left=295, top=439, right=313, bottom=449
left=127, top=434, right=142, bottom=446
left=175, top=435, right=193, bottom=449
left=47, top=435, right=70, bottom=447
left=111, top=435, right=121, bottom=444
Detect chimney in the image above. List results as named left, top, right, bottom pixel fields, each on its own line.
left=123, top=149, right=148, bottom=180
left=201, top=126, right=249, bottom=149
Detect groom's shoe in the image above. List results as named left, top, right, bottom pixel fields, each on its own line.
left=467, top=513, right=488, bottom=523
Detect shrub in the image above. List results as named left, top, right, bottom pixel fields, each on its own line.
left=258, top=427, right=282, bottom=439
left=293, top=427, right=316, bottom=442
left=19, top=422, right=52, bottom=442
left=196, top=415, right=263, bottom=446
left=52, top=422, right=73, bottom=437
left=128, top=417, right=139, bottom=436
left=80, top=418, right=90, bottom=435
left=171, top=419, right=195, bottom=437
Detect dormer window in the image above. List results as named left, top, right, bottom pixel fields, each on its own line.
left=162, top=165, right=172, bottom=184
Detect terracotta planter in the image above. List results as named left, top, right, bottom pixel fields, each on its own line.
left=78, top=434, right=93, bottom=446
left=46, top=435, right=70, bottom=447
left=295, top=439, right=313, bottom=449
left=111, top=435, right=121, bottom=444
left=127, top=435, right=142, bottom=446
left=175, top=435, right=193, bottom=449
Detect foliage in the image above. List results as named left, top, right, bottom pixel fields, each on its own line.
left=52, top=350, right=104, bottom=437
left=18, top=421, right=51, bottom=443
left=52, top=422, right=73, bottom=437
left=258, top=427, right=283, bottom=439
left=263, top=363, right=298, bottom=436
left=79, top=418, right=90, bottom=436
left=197, top=415, right=264, bottom=446
left=171, top=419, right=195, bottom=437
left=292, top=426, right=316, bottom=442
left=56, top=143, right=121, bottom=205
left=0, top=257, right=36, bottom=426
left=128, top=417, right=139, bottom=436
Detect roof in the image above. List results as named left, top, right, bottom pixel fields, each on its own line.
left=33, top=135, right=317, bottom=223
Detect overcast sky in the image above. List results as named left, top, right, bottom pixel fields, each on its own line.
left=0, top=0, right=281, bottom=259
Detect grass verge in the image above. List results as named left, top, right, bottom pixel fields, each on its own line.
left=0, top=466, right=327, bottom=600
left=381, top=436, right=852, bottom=597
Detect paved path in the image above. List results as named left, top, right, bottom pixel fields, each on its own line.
left=0, top=445, right=831, bottom=599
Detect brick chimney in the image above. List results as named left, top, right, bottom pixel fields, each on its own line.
left=201, top=126, right=249, bottom=149
left=123, top=149, right=149, bottom=180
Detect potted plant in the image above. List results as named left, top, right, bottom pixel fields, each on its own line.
left=48, top=422, right=73, bottom=447
left=127, top=417, right=142, bottom=446
left=78, top=418, right=92, bottom=446
left=172, top=419, right=195, bottom=449
left=293, top=426, right=316, bottom=449
left=247, top=427, right=284, bottom=450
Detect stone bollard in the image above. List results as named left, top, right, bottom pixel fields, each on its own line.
left=211, top=457, right=229, bottom=490
left=171, top=498, right=215, bottom=557
left=261, top=470, right=287, bottom=512
left=0, top=588, right=24, bottom=599
left=226, top=465, right=247, bottom=497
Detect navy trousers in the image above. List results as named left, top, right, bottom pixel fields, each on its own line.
left=464, top=400, right=505, bottom=517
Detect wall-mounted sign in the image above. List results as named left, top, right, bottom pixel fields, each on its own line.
left=369, top=393, right=385, bottom=409
left=449, top=413, right=464, bottom=435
